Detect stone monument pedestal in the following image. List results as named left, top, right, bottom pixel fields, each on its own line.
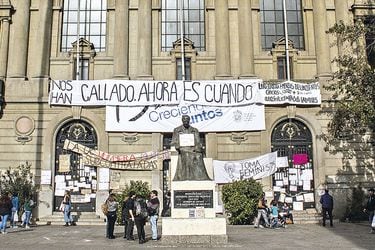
left=161, top=155, right=228, bottom=244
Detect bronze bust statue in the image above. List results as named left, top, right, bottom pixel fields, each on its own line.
left=171, top=115, right=211, bottom=181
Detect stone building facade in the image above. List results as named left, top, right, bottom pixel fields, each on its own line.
left=0, top=0, right=374, bottom=220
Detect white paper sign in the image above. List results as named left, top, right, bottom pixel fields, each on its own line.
left=293, top=201, right=303, bottom=211
left=99, top=168, right=110, bottom=183
left=303, top=193, right=314, bottom=202
left=285, top=197, right=293, bottom=203
left=296, top=195, right=304, bottom=201
left=41, top=170, right=52, bottom=185
left=179, top=134, right=195, bottom=147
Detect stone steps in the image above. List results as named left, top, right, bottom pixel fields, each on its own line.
left=37, top=212, right=106, bottom=226
left=292, top=209, right=321, bottom=224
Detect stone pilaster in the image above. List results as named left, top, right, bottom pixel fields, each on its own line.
left=113, top=0, right=129, bottom=79
left=137, top=0, right=153, bottom=79
left=312, top=0, right=332, bottom=77
left=238, top=0, right=256, bottom=78
left=215, top=0, right=231, bottom=79
left=31, top=0, right=53, bottom=79
left=7, top=0, right=30, bottom=79
left=334, top=0, right=350, bottom=56
left=0, top=18, right=10, bottom=79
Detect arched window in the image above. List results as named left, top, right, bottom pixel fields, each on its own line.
left=61, top=0, right=107, bottom=52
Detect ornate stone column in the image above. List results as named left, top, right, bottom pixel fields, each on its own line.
left=32, top=1, right=53, bottom=79
left=7, top=0, right=30, bottom=79
left=238, top=0, right=255, bottom=78
left=312, top=0, right=331, bottom=77
left=215, top=0, right=231, bottom=78
left=0, top=18, right=10, bottom=79
left=137, top=0, right=153, bottom=79
left=113, top=0, right=129, bottom=79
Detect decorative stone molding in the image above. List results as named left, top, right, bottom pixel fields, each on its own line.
left=14, top=115, right=34, bottom=144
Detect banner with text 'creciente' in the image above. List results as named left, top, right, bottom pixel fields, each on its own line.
left=105, top=103, right=265, bottom=132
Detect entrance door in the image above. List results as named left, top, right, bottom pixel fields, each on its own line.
left=54, top=120, right=98, bottom=212
left=271, top=119, right=315, bottom=209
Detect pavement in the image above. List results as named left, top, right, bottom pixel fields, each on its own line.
left=0, top=221, right=374, bottom=250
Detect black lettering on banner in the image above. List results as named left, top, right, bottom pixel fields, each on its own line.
left=239, top=160, right=264, bottom=178
left=183, top=81, right=200, bottom=102
left=204, top=82, right=254, bottom=104
left=51, top=80, right=73, bottom=91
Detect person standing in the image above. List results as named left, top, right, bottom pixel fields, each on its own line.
left=320, top=189, right=334, bottom=227
left=161, top=191, right=171, bottom=217
left=105, top=193, right=118, bottom=239
left=22, top=195, right=35, bottom=229
left=134, top=195, right=147, bottom=244
left=0, top=192, right=12, bottom=234
left=11, top=192, right=19, bottom=228
left=254, top=192, right=270, bottom=228
left=62, top=191, right=76, bottom=226
left=147, top=190, right=160, bottom=241
left=123, top=191, right=136, bottom=240
left=363, top=188, right=375, bottom=234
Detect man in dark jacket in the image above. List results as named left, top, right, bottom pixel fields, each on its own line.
left=122, top=191, right=136, bottom=240
left=363, top=188, right=375, bottom=233
left=320, top=189, right=334, bottom=227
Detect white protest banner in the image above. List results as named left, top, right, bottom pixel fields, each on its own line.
left=258, top=81, right=321, bottom=105
left=213, top=152, right=279, bottom=184
left=49, top=79, right=260, bottom=107
left=106, top=103, right=265, bottom=132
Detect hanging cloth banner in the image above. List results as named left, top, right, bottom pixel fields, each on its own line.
left=258, top=81, right=321, bottom=105
left=106, top=103, right=265, bottom=132
left=48, top=79, right=320, bottom=107
left=63, top=139, right=170, bottom=170
left=49, top=79, right=260, bottom=107
left=213, top=152, right=283, bottom=184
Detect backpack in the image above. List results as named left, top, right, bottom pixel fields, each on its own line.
left=135, top=200, right=148, bottom=219
left=101, top=202, right=109, bottom=215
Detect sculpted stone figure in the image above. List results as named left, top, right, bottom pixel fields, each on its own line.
left=171, top=115, right=211, bottom=181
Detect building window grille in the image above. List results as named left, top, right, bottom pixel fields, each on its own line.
left=61, top=0, right=107, bottom=52
left=161, top=0, right=205, bottom=51
left=260, top=0, right=304, bottom=50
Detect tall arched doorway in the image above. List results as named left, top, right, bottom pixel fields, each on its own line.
left=54, top=120, right=98, bottom=212
left=271, top=119, right=315, bottom=209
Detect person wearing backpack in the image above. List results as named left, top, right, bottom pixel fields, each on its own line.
left=134, top=194, right=147, bottom=244
left=147, top=190, right=160, bottom=241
